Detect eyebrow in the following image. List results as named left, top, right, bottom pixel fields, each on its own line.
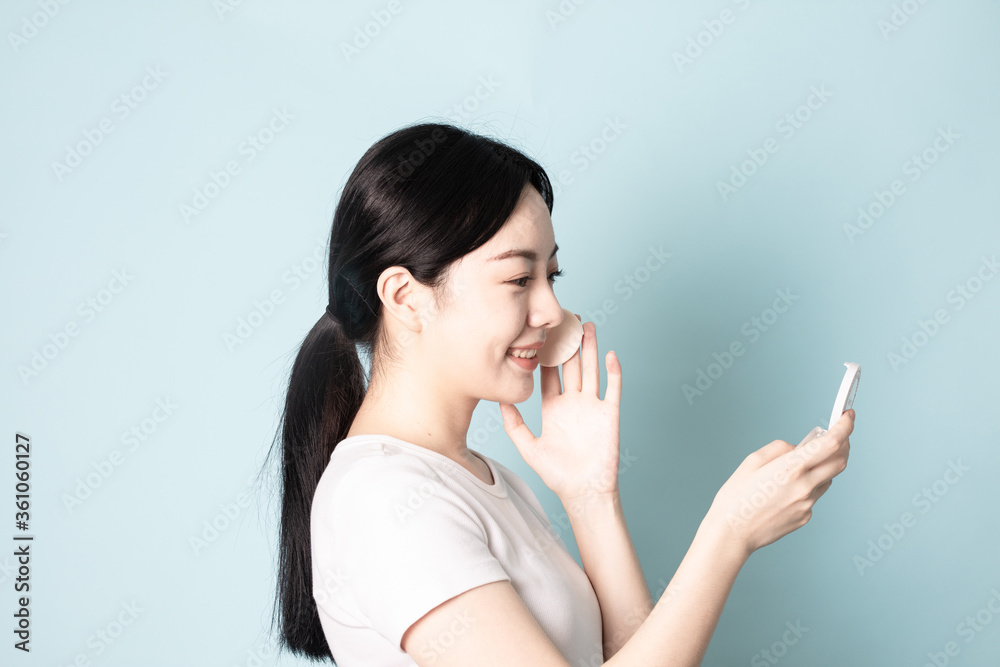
left=488, top=242, right=559, bottom=263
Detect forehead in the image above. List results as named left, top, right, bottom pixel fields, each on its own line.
left=472, top=187, right=556, bottom=263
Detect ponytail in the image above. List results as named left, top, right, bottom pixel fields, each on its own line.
left=264, top=120, right=554, bottom=661
left=268, top=314, right=365, bottom=660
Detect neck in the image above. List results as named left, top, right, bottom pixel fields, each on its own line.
left=348, top=373, right=479, bottom=461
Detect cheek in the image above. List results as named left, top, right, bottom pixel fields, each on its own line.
left=456, top=290, right=523, bottom=353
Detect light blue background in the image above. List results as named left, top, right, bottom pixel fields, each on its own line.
left=2, top=1, right=999, bottom=665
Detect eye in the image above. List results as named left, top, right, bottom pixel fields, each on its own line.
left=510, top=268, right=564, bottom=288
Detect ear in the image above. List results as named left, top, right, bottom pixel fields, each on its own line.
left=375, top=266, right=428, bottom=333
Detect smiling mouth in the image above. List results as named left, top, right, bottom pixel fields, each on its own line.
left=506, top=348, right=539, bottom=359
left=506, top=349, right=540, bottom=371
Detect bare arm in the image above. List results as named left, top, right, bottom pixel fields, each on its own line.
left=603, top=513, right=748, bottom=667
left=403, top=413, right=854, bottom=667
left=606, top=410, right=854, bottom=666
left=402, top=512, right=745, bottom=667
left=561, top=491, right=653, bottom=661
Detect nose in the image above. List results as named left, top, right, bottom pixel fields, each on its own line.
left=530, top=286, right=565, bottom=329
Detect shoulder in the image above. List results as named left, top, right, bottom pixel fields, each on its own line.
left=312, top=440, right=483, bottom=536
left=314, top=441, right=436, bottom=507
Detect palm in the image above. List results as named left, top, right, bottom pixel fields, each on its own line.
left=499, top=319, right=623, bottom=503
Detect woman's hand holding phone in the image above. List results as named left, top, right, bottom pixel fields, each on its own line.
left=705, top=410, right=854, bottom=559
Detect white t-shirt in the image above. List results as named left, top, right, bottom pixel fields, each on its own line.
left=310, top=433, right=604, bottom=667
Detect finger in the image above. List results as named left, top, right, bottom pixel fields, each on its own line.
left=604, top=350, right=622, bottom=407
left=580, top=321, right=599, bottom=396
left=807, top=479, right=833, bottom=502
left=499, top=402, right=535, bottom=448
left=540, top=363, right=562, bottom=398
left=739, top=439, right=795, bottom=473
left=794, top=410, right=855, bottom=467
left=806, top=439, right=850, bottom=485
left=562, top=318, right=583, bottom=393
left=829, top=408, right=856, bottom=439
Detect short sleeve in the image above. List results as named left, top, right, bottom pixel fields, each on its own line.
left=319, top=456, right=511, bottom=650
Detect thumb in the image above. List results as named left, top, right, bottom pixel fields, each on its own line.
left=796, top=408, right=855, bottom=463
left=828, top=408, right=856, bottom=440
left=499, top=402, right=536, bottom=451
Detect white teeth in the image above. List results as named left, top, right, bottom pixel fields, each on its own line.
left=507, top=348, right=537, bottom=359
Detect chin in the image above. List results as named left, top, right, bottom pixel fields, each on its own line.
left=485, top=379, right=535, bottom=405
left=506, top=379, right=536, bottom=403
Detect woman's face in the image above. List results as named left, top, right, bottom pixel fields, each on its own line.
left=426, top=185, right=565, bottom=404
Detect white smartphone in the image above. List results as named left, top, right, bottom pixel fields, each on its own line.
left=798, top=362, right=861, bottom=446
left=828, top=362, right=861, bottom=430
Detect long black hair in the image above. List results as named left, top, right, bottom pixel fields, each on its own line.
left=264, top=121, right=554, bottom=661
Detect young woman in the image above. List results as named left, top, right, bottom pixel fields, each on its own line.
left=267, top=122, right=854, bottom=666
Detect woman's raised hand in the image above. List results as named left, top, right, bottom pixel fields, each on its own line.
left=499, top=315, right=623, bottom=504
left=706, top=410, right=855, bottom=559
